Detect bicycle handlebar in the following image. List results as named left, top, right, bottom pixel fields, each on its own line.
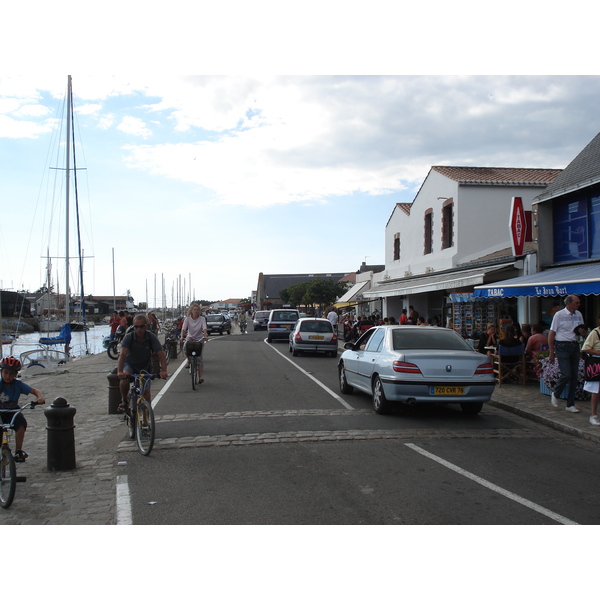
left=0, top=401, right=40, bottom=429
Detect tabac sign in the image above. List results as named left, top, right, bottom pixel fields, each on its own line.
left=509, top=196, right=527, bottom=256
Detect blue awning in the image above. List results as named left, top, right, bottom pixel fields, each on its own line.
left=473, top=264, right=600, bottom=298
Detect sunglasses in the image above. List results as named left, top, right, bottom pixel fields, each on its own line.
left=134, top=324, right=146, bottom=329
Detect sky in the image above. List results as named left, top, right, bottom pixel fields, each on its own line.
left=1, top=3, right=599, bottom=311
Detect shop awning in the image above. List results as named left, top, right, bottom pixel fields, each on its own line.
left=363, top=263, right=513, bottom=299
left=337, top=280, right=369, bottom=303
left=473, top=263, right=600, bottom=298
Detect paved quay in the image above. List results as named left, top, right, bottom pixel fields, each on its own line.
left=1, top=343, right=599, bottom=525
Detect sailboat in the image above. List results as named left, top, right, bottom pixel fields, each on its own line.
left=19, top=76, right=89, bottom=375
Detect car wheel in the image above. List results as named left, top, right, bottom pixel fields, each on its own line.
left=339, top=363, right=354, bottom=394
left=292, top=347, right=299, bottom=357
left=267, top=336, right=272, bottom=343
left=372, top=376, right=392, bottom=414
left=460, top=402, right=483, bottom=415
left=329, top=350, right=337, bottom=358
left=227, top=329, right=231, bottom=335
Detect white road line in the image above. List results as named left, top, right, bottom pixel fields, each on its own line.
left=152, top=360, right=187, bottom=409
left=116, top=474, right=133, bottom=525
left=263, top=338, right=354, bottom=410
left=405, top=443, right=578, bottom=525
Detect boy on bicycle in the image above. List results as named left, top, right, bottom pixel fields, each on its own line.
left=0, top=356, right=46, bottom=462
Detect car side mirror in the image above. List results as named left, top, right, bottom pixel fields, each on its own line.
left=343, top=342, right=355, bottom=350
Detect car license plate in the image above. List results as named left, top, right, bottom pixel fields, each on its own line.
left=430, top=386, right=465, bottom=395
left=308, top=335, right=324, bottom=340
left=280, top=325, right=291, bottom=329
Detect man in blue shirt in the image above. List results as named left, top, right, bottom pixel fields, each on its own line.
left=548, top=295, right=585, bottom=412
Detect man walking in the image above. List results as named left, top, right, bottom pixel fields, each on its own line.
left=548, top=295, right=585, bottom=412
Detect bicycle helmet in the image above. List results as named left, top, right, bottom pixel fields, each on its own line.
left=1, top=356, right=22, bottom=371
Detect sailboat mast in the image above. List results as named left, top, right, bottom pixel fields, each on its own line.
left=65, top=75, right=72, bottom=325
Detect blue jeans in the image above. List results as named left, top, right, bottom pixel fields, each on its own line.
left=554, top=342, right=580, bottom=407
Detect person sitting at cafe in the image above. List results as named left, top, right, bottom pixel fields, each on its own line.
left=477, top=323, right=498, bottom=357
left=497, top=325, right=523, bottom=363
left=525, top=323, right=549, bottom=356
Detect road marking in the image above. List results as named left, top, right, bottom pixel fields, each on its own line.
left=116, top=474, right=133, bottom=525
left=263, top=338, right=354, bottom=410
left=152, top=360, right=187, bottom=409
left=405, top=443, right=578, bottom=525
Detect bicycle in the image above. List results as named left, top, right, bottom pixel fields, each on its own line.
left=107, top=326, right=131, bottom=360
left=123, top=372, right=158, bottom=456
left=239, top=320, right=247, bottom=334
left=162, top=327, right=181, bottom=365
left=0, top=401, right=39, bottom=509
left=186, top=340, right=205, bottom=390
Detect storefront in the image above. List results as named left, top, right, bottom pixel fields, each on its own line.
left=473, top=263, right=600, bottom=326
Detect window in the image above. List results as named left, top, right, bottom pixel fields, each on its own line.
left=553, top=190, right=600, bottom=262
left=442, top=199, right=454, bottom=249
left=424, top=209, right=433, bottom=254
left=365, top=328, right=386, bottom=352
left=393, top=233, right=400, bottom=261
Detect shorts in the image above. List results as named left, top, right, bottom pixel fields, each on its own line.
left=185, top=341, right=204, bottom=365
left=123, top=364, right=152, bottom=392
left=0, top=411, right=27, bottom=431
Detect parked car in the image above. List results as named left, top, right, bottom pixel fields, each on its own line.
left=338, top=325, right=495, bottom=415
left=206, top=313, right=232, bottom=335
left=267, top=309, right=300, bottom=343
left=289, top=318, right=338, bottom=357
left=253, top=310, right=271, bottom=331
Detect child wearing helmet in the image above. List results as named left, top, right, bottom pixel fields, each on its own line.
left=0, top=356, right=46, bottom=462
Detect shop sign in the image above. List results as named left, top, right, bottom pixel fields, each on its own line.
left=509, top=196, right=527, bottom=256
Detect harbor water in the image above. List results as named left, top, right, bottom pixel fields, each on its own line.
left=1, top=323, right=112, bottom=360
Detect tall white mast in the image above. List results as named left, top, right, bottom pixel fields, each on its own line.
left=65, top=75, right=72, bottom=324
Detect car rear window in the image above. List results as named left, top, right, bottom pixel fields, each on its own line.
left=271, top=311, right=299, bottom=322
left=206, top=315, right=223, bottom=323
left=299, top=321, right=332, bottom=333
left=255, top=312, right=270, bottom=319
left=392, top=328, right=472, bottom=351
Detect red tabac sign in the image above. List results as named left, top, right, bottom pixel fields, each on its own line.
left=509, top=196, right=527, bottom=256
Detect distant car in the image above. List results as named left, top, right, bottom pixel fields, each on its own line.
left=206, top=313, right=232, bottom=335
left=253, top=310, right=271, bottom=331
left=289, top=318, right=338, bottom=357
left=267, top=309, right=300, bottom=343
left=338, top=325, right=496, bottom=415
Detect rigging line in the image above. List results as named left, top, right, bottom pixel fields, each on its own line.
left=16, top=89, right=67, bottom=295
left=70, top=83, right=89, bottom=353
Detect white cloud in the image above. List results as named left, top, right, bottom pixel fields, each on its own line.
left=0, top=114, right=55, bottom=138
left=117, top=116, right=152, bottom=138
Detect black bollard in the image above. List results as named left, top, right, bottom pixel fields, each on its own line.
left=44, top=397, right=77, bottom=471
left=107, top=368, right=121, bottom=414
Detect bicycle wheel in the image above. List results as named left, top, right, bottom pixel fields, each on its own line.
left=0, top=447, right=17, bottom=509
left=163, top=342, right=171, bottom=366
left=190, top=355, right=197, bottom=390
left=126, top=393, right=136, bottom=439
left=135, top=399, right=155, bottom=455
left=107, top=342, right=119, bottom=360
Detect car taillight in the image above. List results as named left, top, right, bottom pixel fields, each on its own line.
left=393, top=361, right=422, bottom=374
left=475, top=362, right=494, bottom=375
left=295, top=332, right=302, bottom=341
left=332, top=332, right=337, bottom=342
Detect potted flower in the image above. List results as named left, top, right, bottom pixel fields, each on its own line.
left=537, top=353, right=587, bottom=402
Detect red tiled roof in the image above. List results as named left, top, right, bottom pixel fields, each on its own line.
left=432, top=166, right=562, bottom=185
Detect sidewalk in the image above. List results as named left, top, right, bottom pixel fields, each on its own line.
left=489, top=381, right=600, bottom=445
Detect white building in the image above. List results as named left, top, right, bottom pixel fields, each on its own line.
left=364, top=166, right=561, bottom=335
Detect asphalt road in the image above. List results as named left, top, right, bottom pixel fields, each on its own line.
left=118, top=327, right=600, bottom=525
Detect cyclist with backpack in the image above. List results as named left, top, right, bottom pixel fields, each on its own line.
left=117, top=314, right=168, bottom=412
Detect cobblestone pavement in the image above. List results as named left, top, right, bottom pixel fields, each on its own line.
left=2, top=348, right=598, bottom=524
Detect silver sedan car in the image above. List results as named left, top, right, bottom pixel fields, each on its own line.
left=289, top=317, right=338, bottom=357
left=338, top=325, right=496, bottom=415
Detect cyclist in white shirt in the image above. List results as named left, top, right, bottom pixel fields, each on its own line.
left=181, top=303, right=208, bottom=384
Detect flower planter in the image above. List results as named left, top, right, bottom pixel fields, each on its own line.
left=539, top=380, right=569, bottom=399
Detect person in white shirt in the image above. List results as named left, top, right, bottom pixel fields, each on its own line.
left=327, top=308, right=338, bottom=334
left=181, top=303, right=208, bottom=384
left=548, top=295, right=585, bottom=412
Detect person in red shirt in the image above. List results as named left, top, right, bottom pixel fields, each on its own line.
left=399, top=309, right=409, bottom=325
left=109, top=311, right=120, bottom=341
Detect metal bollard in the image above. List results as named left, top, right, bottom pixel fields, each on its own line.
left=44, top=397, right=77, bottom=471
left=107, top=368, right=121, bottom=414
